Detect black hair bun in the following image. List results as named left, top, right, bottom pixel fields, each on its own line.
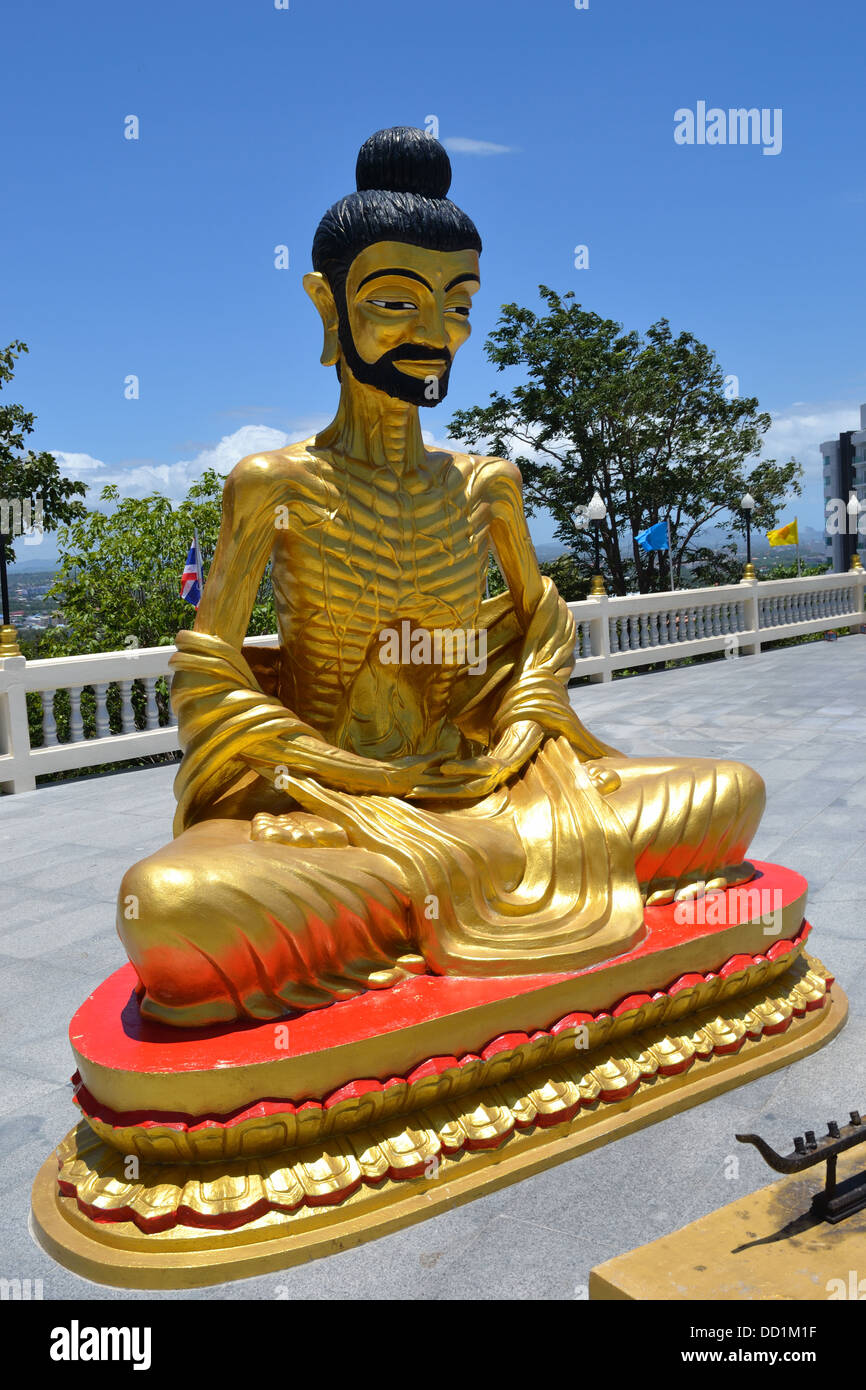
left=355, top=127, right=452, bottom=199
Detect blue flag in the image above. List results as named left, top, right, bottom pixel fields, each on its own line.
left=636, top=520, right=669, bottom=553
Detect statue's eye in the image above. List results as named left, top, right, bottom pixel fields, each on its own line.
left=446, top=305, right=470, bottom=317
left=368, top=299, right=416, bottom=311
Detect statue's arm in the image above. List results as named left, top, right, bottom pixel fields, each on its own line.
left=194, top=454, right=277, bottom=647
left=486, top=458, right=546, bottom=629
left=485, top=455, right=585, bottom=760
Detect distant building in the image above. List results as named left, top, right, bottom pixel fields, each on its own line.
left=822, top=404, right=866, bottom=570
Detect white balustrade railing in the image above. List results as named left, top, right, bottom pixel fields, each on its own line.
left=566, top=571, right=865, bottom=683
left=0, top=635, right=277, bottom=795
left=1, top=574, right=864, bottom=794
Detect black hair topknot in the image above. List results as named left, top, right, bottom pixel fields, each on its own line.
left=311, top=127, right=481, bottom=292
left=355, top=126, right=453, bottom=198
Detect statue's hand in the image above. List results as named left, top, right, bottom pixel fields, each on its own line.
left=405, top=723, right=546, bottom=800
left=378, top=753, right=450, bottom=797
left=406, top=754, right=511, bottom=800
left=249, top=738, right=441, bottom=798
left=287, top=737, right=443, bottom=797
left=488, top=720, right=545, bottom=772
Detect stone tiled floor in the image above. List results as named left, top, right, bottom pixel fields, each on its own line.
left=1, top=636, right=864, bottom=1300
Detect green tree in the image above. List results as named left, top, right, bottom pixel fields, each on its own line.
left=450, top=289, right=803, bottom=596
left=487, top=552, right=589, bottom=602
left=758, top=559, right=830, bottom=580
left=681, top=543, right=745, bottom=589
left=538, top=554, right=589, bottom=602
left=0, top=341, right=87, bottom=563
left=41, top=470, right=275, bottom=656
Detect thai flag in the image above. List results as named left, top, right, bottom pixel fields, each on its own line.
left=180, top=536, right=203, bottom=608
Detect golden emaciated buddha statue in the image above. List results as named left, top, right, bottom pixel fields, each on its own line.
left=117, top=127, right=765, bottom=1028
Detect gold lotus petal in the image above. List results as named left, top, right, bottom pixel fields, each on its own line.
left=128, top=1173, right=186, bottom=1216
left=349, top=1137, right=391, bottom=1180
left=457, top=1101, right=514, bottom=1143
left=295, top=1107, right=330, bottom=1145
left=646, top=1034, right=694, bottom=1069
left=238, top=1121, right=292, bottom=1158
left=329, top=1091, right=389, bottom=1136
left=379, top=1082, right=411, bottom=1121
left=701, top=1015, right=748, bottom=1049
left=589, top=1056, right=642, bottom=1092
left=426, top=1104, right=468, bottom=1151
left=379, top=1126, right=441, bottom=1171
left=258, top=1159, right=305, bottom=1205
left=294, top=1144, right=361, bottom=1198
left=575, top=1071, right=602, bottom=1103
left=748, top=996, right=793, bottom=1029
left=528, top=1076, right=582, bottom=1115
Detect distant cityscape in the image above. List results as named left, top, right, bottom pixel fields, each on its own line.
left=6, top=570, right=61, bottom=635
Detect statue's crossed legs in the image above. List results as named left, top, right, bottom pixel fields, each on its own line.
left=117, top=753, right=764, bottom=1027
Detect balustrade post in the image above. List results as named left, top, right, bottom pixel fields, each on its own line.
left=852, top=566, right=866, bottom=631
left=587, top=593, right=612, bottom=683
left=738, top=574, right=761, bottom=656
left=0, top=651, right=36, bottom=794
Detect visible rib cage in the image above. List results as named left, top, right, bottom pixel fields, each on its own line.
left=271, top=449, right=489, bottom=758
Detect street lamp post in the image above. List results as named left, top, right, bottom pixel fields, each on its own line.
left=587, top=489, right=607, bottom=597
left=0, top=530, right=21, bottom=657
left=572, top=502, right=589, bottom=563
left=740, top=492, right=756, bottom=581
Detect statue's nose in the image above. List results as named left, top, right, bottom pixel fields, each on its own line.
left=412, top=306, right=448, bottom=351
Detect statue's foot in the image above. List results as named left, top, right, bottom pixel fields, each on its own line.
left=251, top=811, right=349, bottom=848
left=644, top=861, right=757, bottom=907
left=366, top=953, right=428, bottom=987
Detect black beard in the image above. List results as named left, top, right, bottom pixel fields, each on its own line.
left=336, top=316, right=453, bottom=407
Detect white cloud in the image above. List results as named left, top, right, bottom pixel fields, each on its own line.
left=51, top=424, right=326, bottom=503
left=762, top=401, right=863, bottom=479
left=443, top=137, right=516, bottom=156
left=51, top=450, right=106, bottom=474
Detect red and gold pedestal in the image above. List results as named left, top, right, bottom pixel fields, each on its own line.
left=31, top=864, right=846, bottom=1288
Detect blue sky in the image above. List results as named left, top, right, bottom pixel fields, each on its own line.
left=3, top=0, right=864, bottom=563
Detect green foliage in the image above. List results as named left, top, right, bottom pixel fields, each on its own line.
left=0, top=341, right=87, bottom=563
left=682, top=543, right=746, bottom=589
left=486, top=552, right=507, bottom=596
left=538, top=553, right=589, bottom=602
left=450, top=289, right=803, bottom=596
left=40, top=470, right=275, bottom=657
left=488, top=551, right=588, bottom=602
left=757, top=560, right=830, bottom=580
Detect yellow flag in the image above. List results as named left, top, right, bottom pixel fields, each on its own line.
left=767, top=519, right=798, bottom=546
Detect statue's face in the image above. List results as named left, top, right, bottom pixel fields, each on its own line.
left=341, top=241, right=480, bottom=406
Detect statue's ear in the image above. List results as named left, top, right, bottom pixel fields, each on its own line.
left=303, top=272, right=340, bottom=366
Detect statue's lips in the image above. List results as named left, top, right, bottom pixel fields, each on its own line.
left=393, top=358, right=448, bottom=379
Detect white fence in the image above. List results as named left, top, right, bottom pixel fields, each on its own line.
left=566, top=571, right=865, bottom=682
left=1, top=573, right=863, bottom=795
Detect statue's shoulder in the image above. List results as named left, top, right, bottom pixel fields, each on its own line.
left=226, top=439, right=325, bottom=498
left=446, top=451, right=523, bottom=502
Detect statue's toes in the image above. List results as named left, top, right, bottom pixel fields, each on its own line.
left=673, top=879, right=708, bottom=903
left=251, top=812, right=348, bottom=848
left=646, top=861, right=759, bottom=906
left=645, top=882, right=677, bottom=906
left=720, top=861, right=757, bottom=889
